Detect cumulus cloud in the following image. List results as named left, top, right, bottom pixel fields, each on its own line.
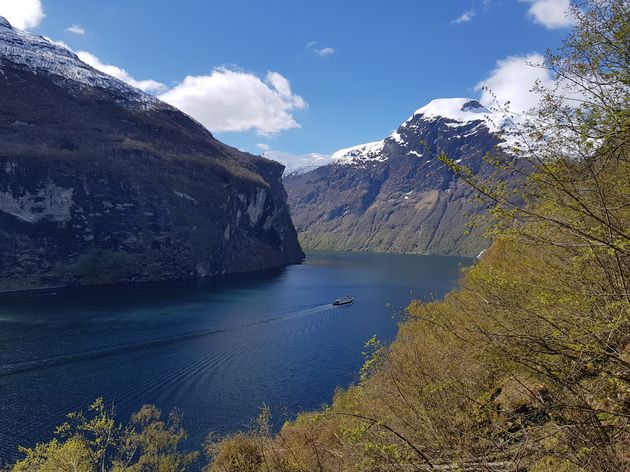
left=475, top=53, right=552, bottom=114
left=256, top=143, right=271, bottom=152
left=453, top=9, right=476, bottom=24
left=159, top=68, right=307, bottom=135
left=0, top=1, right=304, bottom=137
left=520, top=0, right=576, bottom=29
left=77, top=51, right=167, bottom=94
left=306, top=41, right=335, bottom=57
left=0, top=0, right=44, bottom=29
left=72, top=50, right=305, bottom=136
left=66, top=24, right=85, bottom=35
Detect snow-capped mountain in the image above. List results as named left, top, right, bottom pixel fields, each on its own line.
left=0, top=16, right=158, bottom=108
left=284, top=98, right=520, bottom=257
left=0, top=17, right=303, bottom=292
left=330, top=98, right=513, bottom=166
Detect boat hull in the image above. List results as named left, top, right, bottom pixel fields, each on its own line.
left=332, top=299, right=353, bottom=306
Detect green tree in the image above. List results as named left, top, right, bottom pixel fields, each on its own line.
left=10, top=399, right=199, bottom=472
left=206, top=1, right=629, bottom=470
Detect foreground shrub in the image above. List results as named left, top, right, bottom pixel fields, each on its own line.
left=208, top=1, right=629, bottom=470
left=10, top=399, right=199, bottom=472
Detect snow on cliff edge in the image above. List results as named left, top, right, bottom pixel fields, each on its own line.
left=0, top=16, right=158, bottom=109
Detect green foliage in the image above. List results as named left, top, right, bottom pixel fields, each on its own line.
left=206, top=1, right=629, bottom=470
left=8, top=1, right=629, bottom=471
left=12, top=437, right=93, bottom=472
left=204, top=405, right=276, bottom=472
left=10, top=399, right=198, bottom=472
left=358, top=336, right=386, bottom=385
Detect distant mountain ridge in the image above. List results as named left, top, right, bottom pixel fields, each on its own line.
left=284, top=98, right=517, bottom=257
left=0, top=17, right=303, bottom=292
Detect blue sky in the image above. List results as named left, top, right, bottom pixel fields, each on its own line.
left=1, top=0, right=575, bottom=165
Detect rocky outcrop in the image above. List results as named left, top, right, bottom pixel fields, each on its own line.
left=0, top=17, right=303, bottom=292
left=284, top=99, right=519, bottom=257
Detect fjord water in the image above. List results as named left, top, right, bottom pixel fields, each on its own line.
left=0, top=251, right=470, bottom=464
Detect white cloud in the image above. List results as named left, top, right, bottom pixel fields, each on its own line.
left=66, top=24, right=85, bottom=35
left=317, top=47, right=335, bottom=57
left=520, top=0, right=576, bottom=29
left=44, top=36, right=71, bottom=49
left=2, top=5, right=304, bottom=137
left=453, top=9, right=476, bottom=24
left=475, top=53, right=552, bottom=113
left=70, top=50, right=305, bottom=136
left=266, top=71, right=293, bottom=97
left=77, top=51, right=167, bottom=94
left=159, top=68, right=307, bottom=135
left=307, top=41, right=335, bottom=57
left=256, top=143, right=271, bottom=152
left=0, top=0, right=44, bottom=29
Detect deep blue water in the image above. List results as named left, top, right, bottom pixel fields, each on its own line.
left=0, top=251, right=470, bottom=465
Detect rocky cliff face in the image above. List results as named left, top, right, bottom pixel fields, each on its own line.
left=0, top=17, right=303, bottom=292
left=283, top=99, right=518, bottom=257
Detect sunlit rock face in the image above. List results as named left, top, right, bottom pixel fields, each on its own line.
left=0, top=17, right=303, bottom=292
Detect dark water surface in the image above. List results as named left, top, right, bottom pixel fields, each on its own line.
left=0, top=251, right=470, bottom=464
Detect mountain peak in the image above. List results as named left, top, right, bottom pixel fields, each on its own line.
left=403, top=97, right=517, bottom=141
left=0, top=16, right=13, bottom=30
left=461, top=99, right=485, bottom=111
left=330, top=140, right=385, bottom=164
left=412, top=98, right=492, bottom=122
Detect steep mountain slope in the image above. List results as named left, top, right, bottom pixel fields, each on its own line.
left=283, top=98, right=516, bottom=257
left=0, top=17, right=303, bottom=292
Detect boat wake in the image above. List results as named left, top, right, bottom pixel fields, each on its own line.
left=0, top=304, right=334, bottom=377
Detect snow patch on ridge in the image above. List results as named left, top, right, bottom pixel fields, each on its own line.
left=0, top=16, right=12, bottom=30
left=290, top=96, right=524, bottom=171
left=390, top=131, right=405, bottom=144
left=409, top=98, right=505, bottom=131
left=331, top=140, right=386, bottom=164
left=328, top=97, right=522, bottom=167
left=330, top=128, right=413, bottom=166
